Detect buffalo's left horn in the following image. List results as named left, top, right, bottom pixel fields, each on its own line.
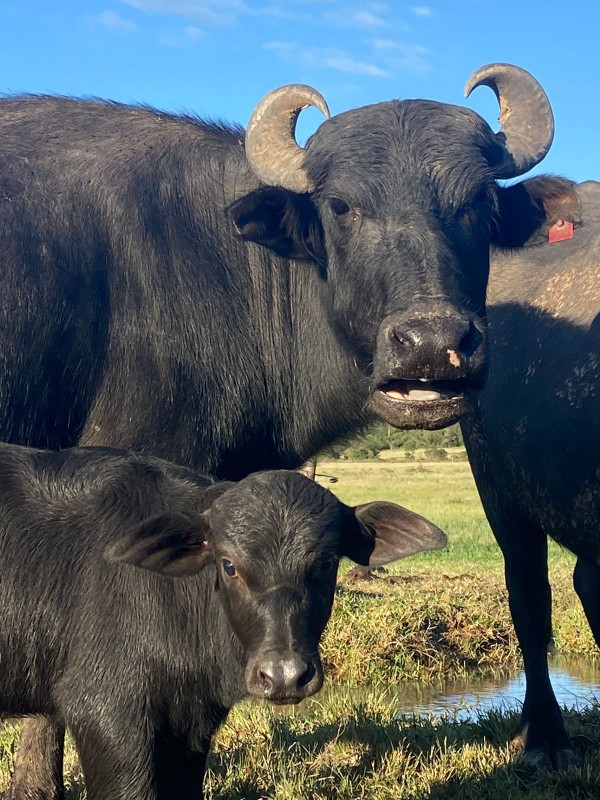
left=245, top=85, right=330, bottom=193
left=465, top=63, right=554, bottom=178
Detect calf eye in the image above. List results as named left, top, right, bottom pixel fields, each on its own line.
left=329, top=197, right=350, bottom=216
left=222, top=558, right=237, bottom=578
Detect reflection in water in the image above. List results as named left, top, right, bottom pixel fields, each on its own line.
left=278, top=657, right=600, bottom=723
left=392, top=656, right=600, bottom=722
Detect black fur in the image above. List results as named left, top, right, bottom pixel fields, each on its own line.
left=463, top=178, right=599, bottom=767
left=0, top=89, right=553, bottom=795
left=0, top=443, right=445, bottom=798
left=0, top=90, right=542, bottom=465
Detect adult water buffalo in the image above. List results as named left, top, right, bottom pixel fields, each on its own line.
left=462, top=177, right=600, bottom=768
left=0, top=63, right=553, bottom=797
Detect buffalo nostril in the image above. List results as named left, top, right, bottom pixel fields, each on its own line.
left=258, top=657, right=315, bottom=696
left=259, top=667, right=275, bottom=693
left=459, top=321, right=483, bottom=359
left=388, top=327, right=413, bottom=348
left=297, top=661, right=316, bottom=689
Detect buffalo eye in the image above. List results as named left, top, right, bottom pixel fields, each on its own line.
left=222, top=558, right=237, bottom=578
left=329, top=197, right=351, bottom=217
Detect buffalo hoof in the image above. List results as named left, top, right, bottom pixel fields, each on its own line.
left=346, top=566, right=375, bottom=582
left=517, top=746, right=581, bottom=771
left=345, top=566, right=388, bottom=582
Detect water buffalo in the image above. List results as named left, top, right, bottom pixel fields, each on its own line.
left=0, top=63, right=553, bottom=796
left=0, top=445, right=447, bottom=799
left=462, top=177, right=600, bottom=767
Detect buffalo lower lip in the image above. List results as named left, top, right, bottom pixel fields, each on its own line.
left=268, top=695, right=305, bottom=706
left=367, top=388, right=472, bottom=430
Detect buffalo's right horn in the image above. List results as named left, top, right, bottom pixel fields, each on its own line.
left=465, top=63, right=554, bottom=178
left=245, top=85, right=330, bottom=193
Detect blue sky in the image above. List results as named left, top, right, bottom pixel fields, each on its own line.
left=0, top=0, right=596, bottom=181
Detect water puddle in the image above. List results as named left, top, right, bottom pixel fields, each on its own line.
left=276, top=657, right=600, bottom=723
left=390, top=656, right=600, bottom=721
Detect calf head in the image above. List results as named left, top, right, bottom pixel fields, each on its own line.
left=230, top=64, right=554, bottom=429
left=106, top=470, right=446, bottom=704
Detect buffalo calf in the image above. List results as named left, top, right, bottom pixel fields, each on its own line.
left=0, top=444, right=446, bottom=799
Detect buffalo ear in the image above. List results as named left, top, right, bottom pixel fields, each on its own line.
left=105, top=512, right=213, bottom=578
left=340, top=502, right=447, bottom=567
left=228, top=187, right=324, bottom=261
left=492, top=176, right=580, bottom=248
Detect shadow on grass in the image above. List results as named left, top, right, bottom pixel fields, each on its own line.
left=4, top=706, right=600, bottom=799
left=207, top=704, right=600, bottom=800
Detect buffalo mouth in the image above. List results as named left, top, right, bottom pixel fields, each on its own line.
left=369, top=379, right=472, bottom=430
left=264, top=693, right=308, bottom=706
left=247, top=681, right=320, bottom=706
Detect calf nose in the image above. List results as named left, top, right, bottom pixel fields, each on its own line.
left=258, top=656, right=316, bottom=700
left=381, top=311, right=485, bottom=381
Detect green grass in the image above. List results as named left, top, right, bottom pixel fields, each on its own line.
left=2, top=459, right=598, bottom=798
left=322, top=459, right=501, bottom=566
left=207, top=694, right=600, bottom=799
left=6, top=697, right=600, bottom=799
left=318, top=459, right=577, bottom=588
left=320, top=458, right=575, bottom=570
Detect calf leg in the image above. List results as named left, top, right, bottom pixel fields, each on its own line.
left=573, top=557, right=600, bottom=647
left=71, top=718, right=155, bottom=800
left=7, top=718, right=65, bottom=800
left=497, top=515, right=576, bottom=768
left=73, top=721, right=209, bottom=800
left=155, top=738, right=210, bottom=800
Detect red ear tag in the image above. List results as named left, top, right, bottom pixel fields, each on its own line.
left=548, top=219, right=574, bottom=243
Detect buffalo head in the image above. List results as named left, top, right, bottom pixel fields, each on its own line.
left=106, top=470, right=447, bottom=705
left=230, top=63, right=554, bottom=429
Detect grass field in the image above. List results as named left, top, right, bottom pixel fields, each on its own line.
left=2, top=458, right=599, bottom=798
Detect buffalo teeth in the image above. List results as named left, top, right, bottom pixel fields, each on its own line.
left=407, top=388, right=442, bottom=401
left=384, top=388, right=407, bottom=401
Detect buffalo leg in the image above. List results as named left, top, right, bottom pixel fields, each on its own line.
left=497, top=515, right=576, bottom=768
left=573, top=557, right=600, bottom=646
left=7, top=718, right=65, bottom=800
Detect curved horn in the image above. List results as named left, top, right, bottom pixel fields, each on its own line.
left=245, top=84, right=330, bottom=193
left=465, top=63, right=554, bottom=178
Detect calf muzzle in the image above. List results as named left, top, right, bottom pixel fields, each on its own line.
left=246, top=652, right=323, bottom=704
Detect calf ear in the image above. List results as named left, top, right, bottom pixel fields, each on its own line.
left=340, top=502, right=447, bottom=567
left=228, top=187, right=324, bottom=262
left=104, top=512, right=212, bottom=578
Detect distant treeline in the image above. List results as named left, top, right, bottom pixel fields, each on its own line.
left=320, top=423, right=465, bottom=461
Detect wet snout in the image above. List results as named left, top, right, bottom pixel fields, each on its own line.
left=247, top=651, right=323, bottom=704
left=379, top=309, right=486, bottom=381
left=369, top=305, right=487, bottom=429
